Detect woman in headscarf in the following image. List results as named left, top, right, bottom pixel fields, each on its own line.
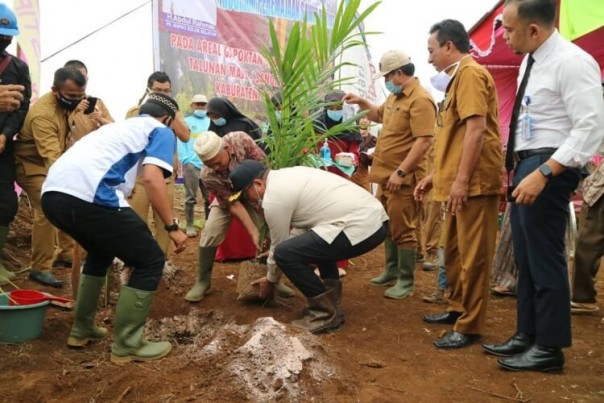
left=206, top=97, right=262, bottom=140
left=314, top=90, right=362, bottom=178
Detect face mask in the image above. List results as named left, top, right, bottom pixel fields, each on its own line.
left=385, top=80, right=402, bottom=95
left=193, top=110, right=207, bottom=118
left=0, top=37, right=12, bottom=53
left=212, top=117, right=226, bottom=127
left=327, top=110, right=343, bottom=121
left=56, top=93, right=80, bottom=111
left=430, top=58, right=464, bottom=92
left=359, top=123, right=369, bottom=130
left=275, top=110, right=281, bottom=122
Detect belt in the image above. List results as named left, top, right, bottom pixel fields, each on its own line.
left=514, top=147, right=557, bottom=162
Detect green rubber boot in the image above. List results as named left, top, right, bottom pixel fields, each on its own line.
left=384, top=248, right=416, bottom=299
left=291, top=288, right=342, bottom=334
left=369, top=238, right=398, bottom=286
left=111, top=286, right=172, bottom=364
left=184, top=247, right=216, bottom=302
left=67, top=274, right=108, bottom=347
left=0, top=226, right=16, bottom=285
left=184, top=204, right=197, bottom=237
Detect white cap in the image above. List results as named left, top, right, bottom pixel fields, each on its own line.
left=194, top=131, right=224, bottom=161
left=191, top=94, right=208, bottom=104
left=373, top=50, right=411, bottom=80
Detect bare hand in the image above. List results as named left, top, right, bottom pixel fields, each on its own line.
left=0, top=134, right=6, bottom=154
left=76, top=99, right=89, bottom=113
left=169, top=230, right=188, bottom=253
left=0, top=84, right=24, bottom=112
left=512, top=170, right=547, bottom=205
left=342, top=93, right=361, bottom=105
left=386, top=170, right=403, bottom=193
left=446, top=179, right=469, bottom=215
left=89, top=109, right=103, bottom=123
left=250, top=276, right=275, bottom=300
left=414, top=174, right=433, bottom=201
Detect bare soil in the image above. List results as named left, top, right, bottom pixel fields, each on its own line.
left=1, top=193, right=603, bottom=402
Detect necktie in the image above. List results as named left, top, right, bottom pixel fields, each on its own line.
left=505, top=54, right=535, bottom=172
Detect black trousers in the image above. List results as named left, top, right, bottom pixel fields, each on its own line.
left=0, top=154, right=18, bottom=226
left=510, top=154, right=580, bottom=348
left=274, top=221, right=388, bottom=298
left=41, top=192, right=165, bottom=291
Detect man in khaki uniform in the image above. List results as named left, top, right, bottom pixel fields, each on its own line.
left=416, top=19, right=502, bottom=349
left=14, top=67, right=86, bottom=286
left=51, top=60, right=115, bottom=268
left=126, top=72, right=189, bottom=263
left=344, top=50, right=435, bottom=300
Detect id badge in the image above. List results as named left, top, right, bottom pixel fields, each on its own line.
left=520, top=113, right=532, bottom=140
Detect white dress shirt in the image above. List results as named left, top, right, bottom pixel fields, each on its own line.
left=514, top=30, right=604, bottom=167
left=263, top=166, right=389, bottom=282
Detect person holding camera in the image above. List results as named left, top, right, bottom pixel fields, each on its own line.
left=48, top=60, right=115, bottom=270
left=14, top=66, right=86, bottom=287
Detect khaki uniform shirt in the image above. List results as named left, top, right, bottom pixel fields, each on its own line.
left=369, top=78, right=436, bottom=186
left=433, top=57, right=503, bottom=202
left=68, top=98, right=113, bottom=144
left=14, top=92, right=70, bottom=176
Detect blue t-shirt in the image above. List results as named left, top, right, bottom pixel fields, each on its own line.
left=179, top=114, right=210, bottom=169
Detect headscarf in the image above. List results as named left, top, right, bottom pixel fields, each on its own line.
left=314, top=90, right=362, bottom=143
left=206, top=97, right=262, bottom=140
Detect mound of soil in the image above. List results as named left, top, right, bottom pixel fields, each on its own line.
left=1, top=192, right=603, bottom=402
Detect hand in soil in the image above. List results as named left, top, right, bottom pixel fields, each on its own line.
left=251, top=276, right=275, bottom=300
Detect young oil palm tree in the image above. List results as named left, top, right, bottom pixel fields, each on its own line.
left=258, top=0, right=379, bottom=169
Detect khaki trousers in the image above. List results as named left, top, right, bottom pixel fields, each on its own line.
left=444, top=195, right=499, bottom=334
left=419, top=197, right=442, bottom=254
left=200, top=200, right=262, bottom=248
left=378, top=185, right=419, bottom=249
left=55, top=229, right=74, bottom=261
left=15, top=169, right=55, bottom=273
left=128, top=178, right=175, bottom=257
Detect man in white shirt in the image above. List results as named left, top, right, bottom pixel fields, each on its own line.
left=482, top=0, right=604, bottom=373
left=41, top=93, right=188, bottom=364
left=229, top=160, right=389, bottom=334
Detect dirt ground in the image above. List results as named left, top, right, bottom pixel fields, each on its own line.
left=1, top=193, right=604, bottom=402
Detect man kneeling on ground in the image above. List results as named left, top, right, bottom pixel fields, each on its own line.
left=229, top=160, right=389, bottom=334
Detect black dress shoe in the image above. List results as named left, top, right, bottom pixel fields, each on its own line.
left=29, top=271, right=64, bottom=287
left=423, top=311, right=461, bottom=324
left=497, top=345, right=564, bottom=373
left=433, top=331, right=481, bottom=349
left=482, top=333, right=534, bottom=357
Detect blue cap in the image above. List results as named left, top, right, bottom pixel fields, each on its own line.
left=0, top=3, right=19, bottom=36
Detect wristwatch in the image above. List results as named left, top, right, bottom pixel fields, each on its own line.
left=538, top=164, right=553, bottom=180
left=164, top=219, right=179, bottom=232
left=396, top=168, right=406, bottom=178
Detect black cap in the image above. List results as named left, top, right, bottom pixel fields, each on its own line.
left=229, top=160, right=266, bottom=193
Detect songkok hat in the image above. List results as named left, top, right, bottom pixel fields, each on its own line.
left=229, top=160, right=266, bottom=193
left=143, top=92, right=179, bottom=119
left=194, top=131, right=224, bottom=161
left=373, top=50, right=411, bottom=80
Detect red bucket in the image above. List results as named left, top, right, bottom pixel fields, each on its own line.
left=9, top=290, right=48, bottom=306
